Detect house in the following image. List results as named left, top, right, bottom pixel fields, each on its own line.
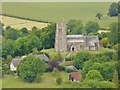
left=10, top=58, right=22, bottom=71
left=69, top=72, right=81, bottom=82
left=35, top=54, right=49, bottom=62
left=10, top=54, right=49, bottom=71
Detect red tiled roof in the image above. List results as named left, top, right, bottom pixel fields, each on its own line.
left=70, top=72, right=80, bottom=81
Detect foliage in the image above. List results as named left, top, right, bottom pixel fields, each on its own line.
left=2, top=39, right=14, bottom=58
left=96, top=13, right=103, bottom=20
left=18, top=28, right=29, bottom=37
left=85, top=70, right=103, bottom=81
left=73, top=51, right=91, bottom=69
left=108, top=3, right=119, bottom=16
left=67, top=19, right=84, bottom=35
left=84, top=21, right=100, bottom=34
left=51, top=52, right=63, bottom=61
left=17, top=54, right=46, bottom=82
left=115, top=61, right=120, bottom=80
left=108, top=22, right=120, bottom=44
left=4, top=28, right=19, bottom=40
left=56, top=77, right=63, bottom=85
left=99, top=81, right=116, bottom=88
left=112, top=70, right=119, bottom=88
left=102, top=38, right=109, bottom=48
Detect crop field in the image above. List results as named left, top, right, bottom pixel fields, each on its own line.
left=2, top=2, right=118, bottom=29
left=1, top=16, right=48, bottom=30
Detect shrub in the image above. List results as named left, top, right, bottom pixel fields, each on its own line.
left=56, top=77, right=63, bottom=85
left=85, top=70, right=103, bottom=81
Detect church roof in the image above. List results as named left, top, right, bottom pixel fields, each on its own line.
left=67, top=35, right=84, bottom=38
left=67, top=40, right=85, bottom=43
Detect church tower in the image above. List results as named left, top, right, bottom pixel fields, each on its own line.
left=55, top=20, right=67, bottom=51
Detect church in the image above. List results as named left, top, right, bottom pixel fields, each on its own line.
left=55, top=20, right=100, bottom=52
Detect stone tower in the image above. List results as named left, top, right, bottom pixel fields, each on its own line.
left=55, top=20, right=67, bottom=51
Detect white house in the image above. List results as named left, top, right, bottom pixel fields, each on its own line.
left=10, top=58, right=22, bottom=71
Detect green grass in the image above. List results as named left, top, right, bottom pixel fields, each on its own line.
left=41, top=48, right=69, bottom=59
left=2, top=71, right=69, bottom=88
left=2, top=2, right=118, bottom=28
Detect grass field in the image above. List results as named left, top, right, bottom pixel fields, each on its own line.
left=2, top=2, right=118, bottom=29
left=1, top=16, right=48, bottom=30
left=2, top=71, right=69, bottom=88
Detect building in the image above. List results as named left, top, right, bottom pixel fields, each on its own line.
left=55, top=20, right=100, bottom=51
left=69, top=72, right=81, bottom=82
left=10, top=54, right=49, bottom=71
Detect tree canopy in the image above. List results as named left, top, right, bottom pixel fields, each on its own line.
left=17, top=54, right=46, bottom=82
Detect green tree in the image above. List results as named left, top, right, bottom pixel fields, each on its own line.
left=115, top=61, right=120, bottom=80
left=102, top=38, right=109, bottom=48
left=18, top=28, right=29, bottom=37
left=56, top=77, right=63, bottom=85
left=85, top=70, right=103, bottom=81
left=51, top=52, right=63, bottom=61
left=96, top=13, right=103, bottom=20
left=112, top=70, right=119, bottom=88
left=108, top=22, right=120, bottom=44
left=4, top=28, right=19, bottom=40
left=73, top=51, right=91, bottom=69
left=67, top=19, right=84, bottom=34
left=84, top=21, right=100, bottom=34
left=17, top=54, right=46, bottom=82
left=2, top=39, right=14, bottom=58
left=108, top=3, right=118, bottom=16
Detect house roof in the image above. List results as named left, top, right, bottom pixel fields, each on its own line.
left=11, top=58, right=22, bottom=67
left=35, top=54, right=49, bottom=61
left=67, top=35, right=84, bottom=38
left=70, top=72, right=80, bottom=81
left=67, top=40, right=85, bottom=43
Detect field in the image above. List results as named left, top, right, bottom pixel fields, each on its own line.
left=2, top=71, right=69, bottom=88
left=1, top=16, right=48, bottom=30
left=2, top=2, right=118, bottom=29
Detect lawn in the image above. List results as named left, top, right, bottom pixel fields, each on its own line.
left=2, top=2, right=118, bottom=29
left=2, top=71, right=70, bottom=88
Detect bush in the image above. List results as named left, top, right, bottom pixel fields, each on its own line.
left=45, top=67, right=53, bottom=72
left=85, top=70, right=103, bottom=81
left=73, top=51, right=92, bottom=69
left=56, top=77, right=63, bottom=85
left=64, top=67, right=76, bottom=73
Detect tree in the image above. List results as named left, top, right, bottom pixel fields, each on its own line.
left=17, top=54, right=46, bottom=82
left=73, top=51, right=91, bottom=69
left=56, top=77, right=63, bottom=85
left=2, top=39, right=14, bottom=58
left=84, top=21, right=100, bottom=34
left=108, top=3, right=118, bottom=16
left=115, top=61, right=120, bottom=80
left=112, top=70, right=119, bottom=88
left=51, top=52, right=63, bottom=61
left=108, top=22, right=120, bottom=44
left=4, top=28, right=19, bottom=40
left=96, top=13, right=103, bottom=20
left=67, top=19, right=84, bottom=35
left=85, top=70, right=103, bottom=81
left=18, top=28, right=29, bottom=37
left=102, top=38, right=109, bottom=48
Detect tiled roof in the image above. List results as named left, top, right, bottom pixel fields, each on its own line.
left=67, top=35, right=84, bottom=38
left=70, top=72, right=80, bottom=81
left=35, top=54, right=49, bottom=61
